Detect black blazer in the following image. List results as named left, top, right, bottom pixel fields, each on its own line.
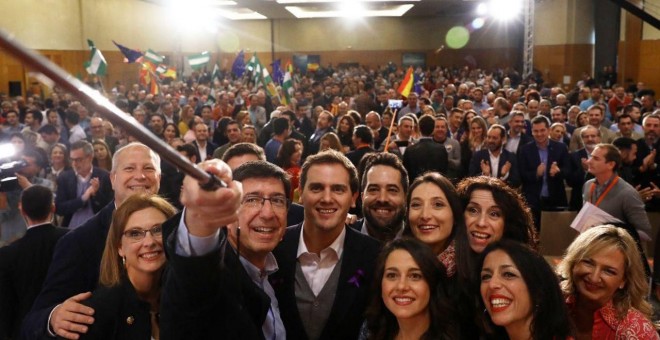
left=270, top=224, right=381, bottom=340
left=567, top=148, right=592, bottom=211
left=21, top=203, right=115, bottom=340
left=0, top=224, right=68, bottom=339
left=518, top=139, right=570, bottom=210
left=345, top=146, right=376, bottom=168
left=468, top=148, right=521, bottom=187
left=192, top=140, right=219, bottom=162
left=160, top=214, right=269, bottom=340
left=403, top=138, right=449, bottom=182
left=55, top=167, right=113, bottom=227
left=78, top=278, right=152, bottom=340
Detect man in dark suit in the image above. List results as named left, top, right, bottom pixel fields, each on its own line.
left=87, top=117, right=119, bottom=152
left=567, top=125, right=600, bottom=210
left=518, top=116, right=571, bottom=229
left=304, top=110, right=335, bottom=159
left=22, top=143, right=162, bottom=340
left=403, top=115, right=448, bottom=182
left=0, top=185, right=68, bottom=339
left=353, top=153, right=408, bottom=243
left=161, top=160, right=290, bottom=339
left=345, top=125, right=375, bottom=168
left=191, top=122, right=218, bottom=162
left=504, top=111, right=533, bottom=155
left=55, top=140, right=113, bottom=228
left=469, top=124, right=521, bottom=187
left=270, top=150, right=381, bottom=340
left=365, top=111, right=389, bottom=150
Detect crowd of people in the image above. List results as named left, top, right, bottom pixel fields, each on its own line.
left=0, top=62, right=659, bottom=339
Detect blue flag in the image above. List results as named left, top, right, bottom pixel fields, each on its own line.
left=231, top=50, right=245, bottom=78
left=112, top=41, right=143, bottom=63
left=271, top=59, right=284, bottom=85
left=413, top=70, right=423, bottom=95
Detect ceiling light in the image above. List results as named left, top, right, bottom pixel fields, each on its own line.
left=285, top=4, right=413, bottom=18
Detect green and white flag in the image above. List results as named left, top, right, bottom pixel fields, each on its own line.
left=246, top=53, right=258, bottom=73
left=144, top=49, right=164, bottom=65
left=281, top=71, right=294, bottom=105
left=84, top=39, right=107, bottom=76
left=261, top=66, right=279, bottom=98
left=188, top=52, right=210, bottom=70
left=211, top=63, right=220, bottom=81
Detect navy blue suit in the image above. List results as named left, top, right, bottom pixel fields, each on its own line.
left=468, top=149, right=521, bottom=187
left=518, top=140, right=570, bottom=227
left=55, top=167, right=113, bottom=227
left=21, top=203, right=115, bottom=340
left=270, top=224, right=380, bottom=340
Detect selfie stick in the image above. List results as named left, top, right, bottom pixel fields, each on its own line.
left=382, top=109, right=398, bottom=153
left=0, top=30, right=225, bottom=190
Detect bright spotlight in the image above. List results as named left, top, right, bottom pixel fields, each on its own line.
left=0, top=144, right=16, bottom=160
left=489, top=0, right=522, bottom=21
left=339, top=1, right=365, bottom=18
left=471, top=17, right=485, bottom=30
left=476, top=3, right=488, bottom=16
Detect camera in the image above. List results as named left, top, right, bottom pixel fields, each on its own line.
left=388, top=99, right=403, bottom=109
left=0, top=159, right=27, bottom=192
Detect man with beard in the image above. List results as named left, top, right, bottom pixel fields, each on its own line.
left=469, top=124, right=520, bottom=187
left=354, top=153, right=408, bottom=243
left=432, top=117, right=461, bottom=180
left=567, top=125, right=600, bottom=211
left=634, top=113, right=660, bottom=210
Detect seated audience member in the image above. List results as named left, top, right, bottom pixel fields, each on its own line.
left=478, top=240, right=573, bottom=340
left=0, top=185, right=68, bottom=339
left=557, top=225, right=658, bottom=339
left=363, top=238, right=458, bottom=339
left=79, top=194, right=176, bottom=340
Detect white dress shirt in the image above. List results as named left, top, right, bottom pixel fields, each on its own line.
left=296, top=225, right=346, bottom=296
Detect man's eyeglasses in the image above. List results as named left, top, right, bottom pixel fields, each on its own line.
left=122, top=225, right=163, bottom=242
left=241, top=195, right=288, bottom=210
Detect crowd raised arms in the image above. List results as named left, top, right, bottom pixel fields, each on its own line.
left=0, top=63, right=659, bottom=339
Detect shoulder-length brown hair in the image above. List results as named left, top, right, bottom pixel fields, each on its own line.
left=99, top=194, right=177, bottom=287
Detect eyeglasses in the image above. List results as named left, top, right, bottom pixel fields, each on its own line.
left=70, top=156, right=91, bottom=163
left=241, top=195, right=288, bottom=210
left=122, top=225, right=163, bottom=242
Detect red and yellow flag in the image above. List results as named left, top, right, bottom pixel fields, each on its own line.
left=397, top=66, right=414, bottom=98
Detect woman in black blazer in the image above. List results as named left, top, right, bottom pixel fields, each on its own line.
left=79, top=194, right=176, bottom=340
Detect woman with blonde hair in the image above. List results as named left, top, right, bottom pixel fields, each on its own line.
left=557, top=225, right=658, bottom=339
left=177, top=105, right=195, bottom=136
left=320, top=132, right=344, bottom=153
left=460, top=116, right=488, bottom=178
left=79, top=194, right=177, bottom=340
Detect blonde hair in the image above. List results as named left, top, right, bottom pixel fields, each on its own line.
left=99, top=194, right=176, bottom=287
left=557, top=225, right=652, bottom=318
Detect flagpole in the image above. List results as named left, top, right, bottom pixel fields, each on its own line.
left=383, top=109, right=398, bottom=153
left=0, top=29, right=225, bottom=190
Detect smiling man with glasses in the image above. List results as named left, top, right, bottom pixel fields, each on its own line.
left=161, top=160, right=290, bottom=339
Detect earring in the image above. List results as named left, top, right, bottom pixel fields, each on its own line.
left=122, top=256, right=126, bottom=267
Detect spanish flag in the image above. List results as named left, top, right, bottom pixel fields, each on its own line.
left=397, top=66, right=414, bottom=98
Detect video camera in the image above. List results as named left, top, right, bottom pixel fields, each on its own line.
left=0, top=159, right=27, bottom=192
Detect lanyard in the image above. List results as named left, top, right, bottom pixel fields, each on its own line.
left=589, top=176, right=619, bottom=207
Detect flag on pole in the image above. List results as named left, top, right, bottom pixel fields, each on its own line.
left=231, top=50, right=246, bottom=78
left=284, top=60, right=293, bottom=74
left=261, top=66, right=279, bottom=99
left=144, top=49, right=164, bottom=65
left=112, top=41, right=143, bottom=63
left=211, top=63, right=220, bottom=82
left=397, top=66, right=414, bottom=98
left=188, top=52, right=210, bottom=70
left=271, top=59, right=283, bottom=85
left=161, top=66, right=177, bottom=79
left=84, top=39, right=107, bottom=76
left=413, top=70, right=423, bottom=95
left=281, top=71, right=294, bottom=105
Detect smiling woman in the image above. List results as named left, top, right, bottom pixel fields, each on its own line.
left=478, top=240, right=572, bottom=340
left=557, top=225, right=658, bottom=339
left=78, top=194, right=176, bottom=340
left=363, top=238, right=458, bottom=340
